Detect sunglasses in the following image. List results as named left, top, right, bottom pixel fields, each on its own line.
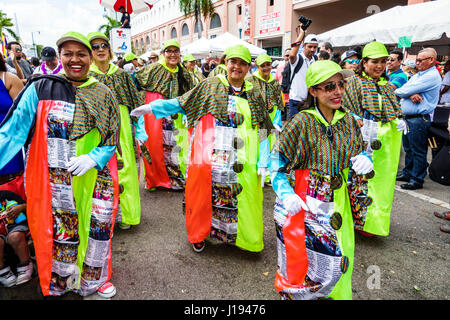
left=92, top=43, right=110, bottom=51
left=165, top=49, right=180, bottom=55
left=315, top=79, right=346, bottom=92
left=344, top=59, right=360, bottom=65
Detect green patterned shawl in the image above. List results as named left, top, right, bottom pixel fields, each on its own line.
left=246, top=71, right=285, bottom=112
left=342, top=73, right=402, bottom=122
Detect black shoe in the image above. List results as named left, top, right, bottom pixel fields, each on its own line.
left=400, top=182, right=423, bottom=190
left=396, top=173, right=410, bottom=182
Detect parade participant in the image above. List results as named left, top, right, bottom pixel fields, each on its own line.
left=269, top=60, right=370, bottom=300
left=88, top=32, right=147, bottom=230
left=0, top=31, right=120, bottom=298
left=135, top=39, right=193, bottom=191
left=342, top=41, right=405, bottom=237
left=131, top=44, right=274, bottom=253
left=208, top=52, right=228, bottom=78
left=246, top=53, right=284, bottom=183
left=0, top=52, right=25, bottom=199
left=32, top=47, right=63, bottom=77
left=183, top=53, right=205, bottom=86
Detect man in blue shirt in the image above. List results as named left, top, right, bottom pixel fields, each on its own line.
left=395, top=48, right=442, bottom=190
left=387, top=50, right=408, bottom=89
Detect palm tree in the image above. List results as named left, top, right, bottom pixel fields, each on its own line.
left=0, top=10, right=19, bottom=41
left=179, top=0, right=215, bottom=39
left=98, top=15, right=121, bottom=39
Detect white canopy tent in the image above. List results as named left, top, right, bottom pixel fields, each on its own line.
left=209, top=32, right=267, bottom=57
left=180, top=37, right=212, bottom=58
left=317, top=0, right=450, bottom=55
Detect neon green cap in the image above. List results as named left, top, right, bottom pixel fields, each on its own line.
left=362, top=41, right=389, bottom=59
left=163, top=39, right=180, bottom=51
left=56, top=31, right=92, bottom=52
left=255, top=53, right=272, bottom=66
left=87, top=32, right=110, bottom=44
left=225, top=44, right=251, bottom=64
left=305, top=60, right=354, bottom=88
left=124, top=52, right=138, bottom=62
left=183, top=54, right=196, bottom=62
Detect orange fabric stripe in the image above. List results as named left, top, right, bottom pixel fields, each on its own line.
left=184, top=114, right=215, bottom=243
left=25, top=100, right=53, bottom=296
left=142, top=92, right=171, bottom=189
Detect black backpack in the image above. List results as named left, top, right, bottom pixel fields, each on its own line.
left=280, top=53, right=317, bottom=94
left=429, top=145, right=450, bottom=186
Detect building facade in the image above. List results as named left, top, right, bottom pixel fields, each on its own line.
left=131, top=0, right=430, bottom=57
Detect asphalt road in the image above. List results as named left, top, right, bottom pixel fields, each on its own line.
left=1, top=151, right=449, bottom=302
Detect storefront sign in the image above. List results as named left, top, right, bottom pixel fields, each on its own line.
left=259, top=12, right=281, bottom=35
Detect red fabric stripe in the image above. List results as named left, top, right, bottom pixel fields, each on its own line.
left=106, top=154, right=119, bottom=282
left=142, top=92, right=171, bottom=189
left=184, top=114, right=215, bottom=243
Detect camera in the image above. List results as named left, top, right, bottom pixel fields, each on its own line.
left=298, top=16, right=312, bottom=31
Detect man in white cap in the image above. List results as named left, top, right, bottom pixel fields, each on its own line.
left=284, top=24, right=318, bottom=120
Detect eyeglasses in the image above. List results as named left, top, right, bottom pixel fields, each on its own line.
left=344, top=59, right=360, bottom=65
left=92, top=43, right=110, bottom=51
left=165, top=49, right=180, bottom=55
left=415, top=57, right=432, bottom=63
left=314, top=79, right=346, bottom=92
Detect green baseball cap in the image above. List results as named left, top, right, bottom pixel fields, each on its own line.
left=163, top=39, right=180, bottom=51
left=225, top=44, right=251, bottom=64
left=87, top=32, right=110, bottom=44
left=56, top=31, right=92, bottom=52
left=255, top=53, right=272, bottom=66
left=124, top=52, right=138, bottom=62
left=182, top=54, right=196, bottom=62
left=306, top=60, right=354, bottom=88
left=362, top=41, right=389, bottom=59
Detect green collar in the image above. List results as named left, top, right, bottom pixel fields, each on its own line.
left=303, top=106, right=347, bottom=127
left=217, top=73, right=253, bottom=92
left=253, top=70, right=274, bottom=83
left=90, top=63, right=119, bottom=75
left=159, top=58, right=178, bottom=73
left=362, top=71, right=388, bottom=85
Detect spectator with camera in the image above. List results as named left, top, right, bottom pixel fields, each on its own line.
left=282, top=16, right=318, bottom=121
left=6, top=42, right=34, bottom=82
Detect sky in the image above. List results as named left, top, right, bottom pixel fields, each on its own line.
left=1, top=0, right=118, bottom=54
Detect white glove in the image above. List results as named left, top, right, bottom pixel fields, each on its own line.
left=67, top=155, right=97, bottom=176
left=130, top=103, right=152, bottom=117
left=396, top=119, right=408, bottom=134
left=282, top=193, right=309, bottom=215
left=273, top=124, right=282, bottom=132
left=350, top=154, right=373, bottom=175
left=257, top=167, right=266, bottom=187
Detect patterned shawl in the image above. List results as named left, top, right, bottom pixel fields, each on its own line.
left=342, top=73, right=402, bottom=122
left=177, top=74, right=274, bottom=131
left=277, top=107, right=363, bottom=176
left=246, top=72, right=285, bottom=112
left=89, top=63, right=144, bottom=111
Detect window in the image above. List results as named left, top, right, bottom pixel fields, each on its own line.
left=146, top=36, right=150, bottom=46
left=210, top=13, right=221, bottom=29
left=171, top=27, right=177, bottom=39
left=237, top=5, right=242, bottom=15
left=182, top=24, right=189, bottom=36
left=194, top=20, right=203, bottom=34
left=269, top=0, right=274, bottom=6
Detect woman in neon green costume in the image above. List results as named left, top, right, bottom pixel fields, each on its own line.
left=131, top=45, right=274, bottom=253
left=342, top=41, right=405, bottom=237
left=87, top=32, right=147, bottom=230
left=0, top=32, right=120, bottom=298
left=269, top=60, right=372, bottom=300
left=135, top=39, right=194, bottom=191
left=246, top=54, right=284, bottom=183
left=182, top=54, right=205, bottom=86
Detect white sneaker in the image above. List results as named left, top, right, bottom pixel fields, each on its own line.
left=97, top=281, right=116, bottom=299
left=0, top=266, right=17, bottom=287
left=15, top=261, right=33, bottom=285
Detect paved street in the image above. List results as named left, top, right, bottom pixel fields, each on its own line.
left=1, top=151, right=449, bottom=301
